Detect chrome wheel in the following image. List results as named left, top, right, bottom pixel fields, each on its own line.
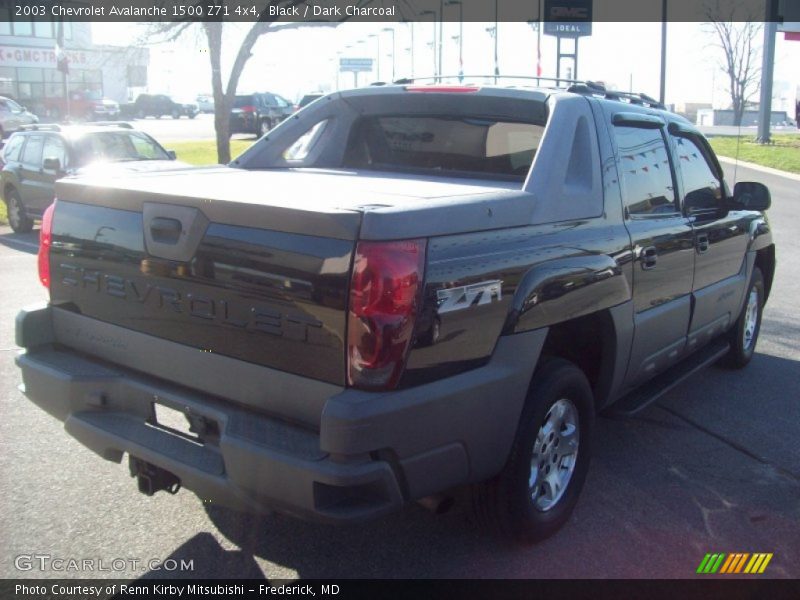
left=528, top=398, right=580, bottom=512
left=742, top=289, right=759, bottom=351
left=260, top=119, right=271, bottom=135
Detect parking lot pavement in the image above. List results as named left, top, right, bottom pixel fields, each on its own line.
left=0, top=162, right=797, bottom=579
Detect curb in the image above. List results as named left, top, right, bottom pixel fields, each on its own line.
left=717, top=156, right=800, bottom=182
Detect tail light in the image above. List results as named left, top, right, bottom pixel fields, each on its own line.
left=347, top=239, right=427, bottom=390
left=38, top=201, right=56, bottom=288
left=240, top=105, right=256, bottom=113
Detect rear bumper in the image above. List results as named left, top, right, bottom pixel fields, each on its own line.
left=15, top=305, right=545, bottom=523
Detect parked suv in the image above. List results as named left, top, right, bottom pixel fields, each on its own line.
left=0, top=96, right=38, bottom=137
left=132, top=94, right=199, bottom=119
left=1, top=123, right=185, bottom=233
left=229, top=92, right=293, bottom=136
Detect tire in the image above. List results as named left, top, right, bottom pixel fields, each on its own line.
left=722, top=267, right=764, bottom=369
left=6, top=189, right=34, bottom=234
left=472, top=357, right=594, bottom=543
left=259, top=119, right=271, bottom=136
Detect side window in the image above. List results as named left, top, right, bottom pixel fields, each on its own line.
left=671, top=135, right=722, bottom=212
left=614, top=125, right=677, bottom=217
left=283, top=120, right=328, bottom=162
left=21, top=135, right=44, bottom=167
left=2, top=135, right=25, bottom=162
left=42, top=136, right=67, bottom=168
left=274, top=95, right=289, bottom=108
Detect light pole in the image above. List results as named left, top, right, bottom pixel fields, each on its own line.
left=494, top=0, right=500, bottom=85
left=368, top=33, right=381, bottom=82
left=438, top=0, right=444, bottom=84
left=419, top=10, right=438, bottom=80
left=382, top=27, right=396, bottom=82
left=445, top=0, right=463, bottom=82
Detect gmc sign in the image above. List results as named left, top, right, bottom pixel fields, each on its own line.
left=544, top=0, right=593, bottom=37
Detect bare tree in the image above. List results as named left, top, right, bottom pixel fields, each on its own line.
left=703, top=1, right=762, bottom=126
left=145, top=1, right=346, bottom=163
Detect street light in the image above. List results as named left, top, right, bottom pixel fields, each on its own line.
left=382, top=27, right=396, bottom=82
left=419, top=10, right=438, bottom=80
left=368, top=33, right=381, bottom=81
left=485, top=25, right=498, bottom=84
left=445, top=0, right=463, bottom=82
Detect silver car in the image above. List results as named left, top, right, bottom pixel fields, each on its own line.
left=0, top=96, right=38, bottom=138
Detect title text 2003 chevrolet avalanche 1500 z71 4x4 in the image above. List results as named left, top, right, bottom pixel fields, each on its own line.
left=15, top=82, right=775, bottom=542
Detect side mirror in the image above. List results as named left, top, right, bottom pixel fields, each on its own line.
left=42, top=157, right=61, bottom=172
left=733, top=181, right=771, bottom=211
left=166, top=150, right=177, bottom=160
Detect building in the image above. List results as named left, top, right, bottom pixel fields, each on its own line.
left=0, top=17, right=148, bottom=118
left=695, top=108, right=793, bottom=127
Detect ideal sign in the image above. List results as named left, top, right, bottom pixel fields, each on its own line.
left=543, top=0, right=593, bottom=37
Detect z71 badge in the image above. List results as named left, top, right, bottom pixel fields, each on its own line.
left=436, top=280, right=503, bottom=314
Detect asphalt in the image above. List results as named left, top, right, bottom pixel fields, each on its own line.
left=0, top=163, right=797, bottom=580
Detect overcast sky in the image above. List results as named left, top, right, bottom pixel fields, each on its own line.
left=93, top=21, right=800, bottom=111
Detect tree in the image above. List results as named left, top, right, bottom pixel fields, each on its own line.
left=144, top=1, right=346, bottom=163
left=703, top=1, right=762, bottom=126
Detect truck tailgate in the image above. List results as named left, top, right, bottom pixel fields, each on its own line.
left=50, top=172, right=361, bottom=385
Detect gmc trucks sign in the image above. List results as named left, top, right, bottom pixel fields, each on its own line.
left=543, top=0, right=593, bottom=37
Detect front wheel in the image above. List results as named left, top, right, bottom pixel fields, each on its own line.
left=472, top=358, right=594, bottom=543
left=6, top=189, right=34, bottom=234
left=722, top=267, right=764, bottom=369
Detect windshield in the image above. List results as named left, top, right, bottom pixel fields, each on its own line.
left=6, top=98, right=23, bottom=112
left=74, top=131, right=170, bottom=166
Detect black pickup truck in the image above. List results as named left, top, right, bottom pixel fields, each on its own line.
left=15, top=82, right=775, bottom=542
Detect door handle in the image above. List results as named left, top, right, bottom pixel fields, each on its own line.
left=697, top=234, right=710, bottom=254
left=640, top=245, right=658, bottom=270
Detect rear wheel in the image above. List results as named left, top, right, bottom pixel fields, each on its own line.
left=472, top=358, right=594, bottom=543
left=722, top=267, right=764, bottom=369
left=6, top=189, right=34, bottom=234
left=259, top=119, right=271, bottom=136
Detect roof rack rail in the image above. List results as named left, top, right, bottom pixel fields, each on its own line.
left=19, top=121, right=135, bottom=132
left=390, top=74, right=667, bottom=110
left=90, top=121, right=134, bottom=128
left=20, top=124, right=62, bottom=132
left=566, top=83, right=666, bottom=110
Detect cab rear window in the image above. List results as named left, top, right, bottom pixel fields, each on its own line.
left=343, top=115, right=545, bottom=180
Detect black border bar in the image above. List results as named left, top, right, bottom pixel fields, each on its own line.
left=3, top=579, right=800, bottom=600
left=4, top=0, right=792, bottom=23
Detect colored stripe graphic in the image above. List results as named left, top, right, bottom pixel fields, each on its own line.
left=720, top=554, right=736, bottom=573
left=734, top=553, right=749, bottom=573
left=697, top=554, right=712, bottom=574
left=758, top=553, right=773, bottom=573
left=701, top=552, right=773, bottom=574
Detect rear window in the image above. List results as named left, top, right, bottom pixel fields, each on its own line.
left=233, top=96, right=255, bottom=108
left=73, top=131, right=169, bottom=165
left=2, top=134, right=25, bottom=162
left=343, top=116, right=545, bottom=179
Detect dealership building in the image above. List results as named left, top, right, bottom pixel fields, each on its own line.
left=0, top=18, right=148, bottom=116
